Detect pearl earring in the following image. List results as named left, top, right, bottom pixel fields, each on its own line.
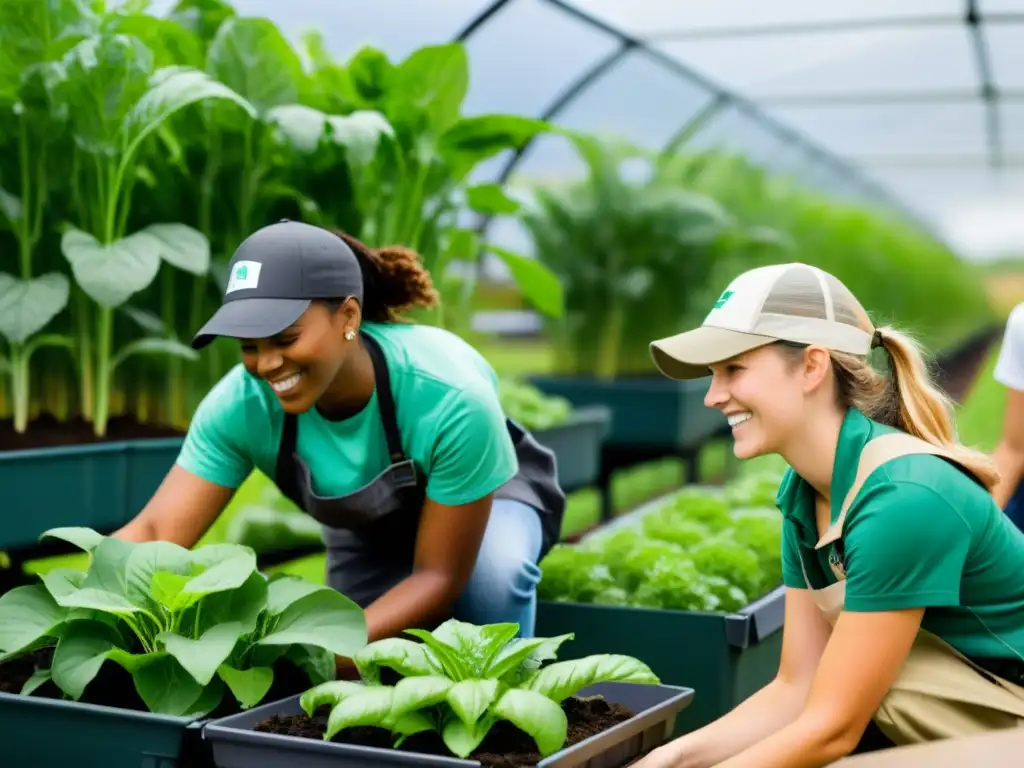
left=345, top=330, right=355, bottom=341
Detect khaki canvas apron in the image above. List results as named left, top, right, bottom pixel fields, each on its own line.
left=798, top=431, right=1024, bottom=747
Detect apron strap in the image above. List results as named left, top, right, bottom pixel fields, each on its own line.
left=815, top=431, right=976, bottom=549
left=361, top=331, right=407, bottom=463
left=276, top=410, right=304, bottom=509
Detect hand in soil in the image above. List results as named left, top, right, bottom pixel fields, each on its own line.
left=254, top=695, right=635, bottom=768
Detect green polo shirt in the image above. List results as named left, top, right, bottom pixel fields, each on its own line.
left=778, top=407, right=1024, bottom=659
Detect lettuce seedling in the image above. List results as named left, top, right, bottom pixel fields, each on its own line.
left=298, top=619, right=659, bottom=759
left=0, top=527, right=367, bottom=716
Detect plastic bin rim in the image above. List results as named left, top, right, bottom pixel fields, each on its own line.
left=0, top=435, right=185, bottom=461
left=0, top=689, right=204, bottom=725
left=202, top=683, right=696, bottom=767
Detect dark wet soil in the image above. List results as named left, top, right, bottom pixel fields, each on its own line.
left=0, top=646, right=311, bottom=719
left=0, top=413, right=184, bottom=452
left=254, top=695, right=635, bottom=767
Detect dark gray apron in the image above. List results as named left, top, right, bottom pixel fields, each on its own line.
left=274, top=331, right=565, bottom=607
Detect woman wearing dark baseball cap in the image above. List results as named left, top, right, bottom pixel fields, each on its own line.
left=113, top=219, right=565, bottom=656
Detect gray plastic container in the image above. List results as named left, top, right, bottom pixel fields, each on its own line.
left=202, top=681, right=694, bottom=768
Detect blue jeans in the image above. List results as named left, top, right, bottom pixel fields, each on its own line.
left=452, top=498, right=544, bottom=638
left=1005, top=481, right=1024, bottom=533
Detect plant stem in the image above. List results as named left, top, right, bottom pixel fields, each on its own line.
left=93, top=306, right=113, bottom=437
left=9, top=344, right=28, bottom=433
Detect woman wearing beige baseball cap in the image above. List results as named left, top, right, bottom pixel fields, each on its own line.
left=637, top=263, right=1024, bottom=767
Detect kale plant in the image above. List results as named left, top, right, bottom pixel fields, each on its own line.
left=298, top=619, right=659, bottom=758
left=0, top=527, right=367, bottom=716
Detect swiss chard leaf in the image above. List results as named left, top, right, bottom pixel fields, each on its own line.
left=522, top=654, right=660, bottom=703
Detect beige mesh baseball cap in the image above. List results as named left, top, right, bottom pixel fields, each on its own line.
left=650, top=262, right=876, bottom=380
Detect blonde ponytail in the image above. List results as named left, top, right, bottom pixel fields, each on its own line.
left=833, top=326, right=1000, bottom=490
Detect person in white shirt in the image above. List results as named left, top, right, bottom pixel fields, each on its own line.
left=990, top=303, right=1024, bottom=531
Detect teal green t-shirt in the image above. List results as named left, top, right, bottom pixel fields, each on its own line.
left=778, top=407, right=1024, bottom=660
left=176, top=322, right=519, bottom=507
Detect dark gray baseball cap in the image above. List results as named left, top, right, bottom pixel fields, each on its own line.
left=191, top=220, right=364, bottom=350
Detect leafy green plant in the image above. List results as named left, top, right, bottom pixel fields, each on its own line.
left=0, top=527, right=368, bottom=716
left=296, top=619, right=659, bottom=759
left=538, top=473, right=785, bottom=612
left=498, top=378, right=573, bottom=431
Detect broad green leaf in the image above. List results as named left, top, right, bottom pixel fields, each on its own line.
left=439, top=115, right=552, bottom=178
left=391, top=675, right=453, bottom=718
left=39, top=526, right=103, bottom=553
left=256, top=589, right=367, bottom=658
left=0, top=187, right=21, bottom=224
left=218, top=663, right=274, bottom=710
left=299, top=679, right=367, bottom=716
left=442, top=717, right=490, bottom=759
left=61, top=228, right=163, bottom=308
left=121, top=64, right=255, bottom=164
left=80, top=536, right=135, bottom=597
left=20, top=667, right=51, bottom=695
left=392, top=711, right=436, bottom=739
left=354, top=637, right=438, bottom=683
left=0, top=584, right=66, bottom=656
left=487, top=245, right=564, bottom=318
left=430, top=620, right=519, bottom=676
left=205, top=17, right=304, bottom=115
left=142, top=223, right=211, bottom=275
left=404, top=629, right=469, bottom=681
left=198, top=570, right=267, bottom=636
left=389, top=44, right=467, bottom=135
left=113, top=651, right=206, bottom=716
left=180, top=545, right=257, bottom=599
left=151, top=572, right=190, bottom=608
left=110, top=337, right=199, bottom=372
left=446, top=679, right=499, bottom=726
left=186, top=675, right=227, bottom=717
left=466, top=184, right=520, bottom=216
left=326, top=110, right=394, bottom=166
left=54, top=587, right=139, bottom=616
left=266, top=104, right=329, bottom=153
left=108, top=14, right=204, bottom=69
left=486, top=636, right=551, bottom=680
left=324, top=687, right=394, bottom=740
left=285, top=644, right=336, bottom=686
left=120, top=305, right=166, bottom=335
left=265, top=574, right=324, bottom=615
left=492, top=689, right=567, bottom=757
left=40, top=568, right=86, bottom=602
left=522, top=654, right=660, bottom=703
left=51, top=619, right=125, bottom=699
left=162, top=622, right=245, bottom=686
left=55, top=33, right=153, bottom=155
left=0, top=273, right=70, bottom=344
left=124, top=540, right=193, bottom=608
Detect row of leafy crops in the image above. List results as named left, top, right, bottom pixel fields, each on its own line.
left=517, top=139, right=995, bottom=377
left=538, top=473, right=786, bottom=613
left=0, top=0, right=565, bottom=440
left=0, top=527, right=659, bottom=761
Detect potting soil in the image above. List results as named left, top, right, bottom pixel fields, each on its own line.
left=253, top=695, right=636, bottom=767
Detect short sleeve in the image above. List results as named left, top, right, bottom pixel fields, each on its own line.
left=994, top=303, right=1024, bottom=391
left=841, top=482, right=970, bottom=612
left=425, top=383, right=518, bottom=507
left=781, top=518, right=808, bottom=588
left=176, top=372, right=255, bottom=489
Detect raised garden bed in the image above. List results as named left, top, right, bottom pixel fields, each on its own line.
left=533, top=406, right=611, bottom=492
left=0, top=528, right=369, bottom=767
left=204, top=681, right=693, bottom=768
left=0, top=414, right=184, bottom=557
left=536, top=476, right=787, bottom=735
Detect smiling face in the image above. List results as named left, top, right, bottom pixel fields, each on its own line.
left=239, top=299, right=359, bottom=414
left=704, top=342, right=831, bottom=459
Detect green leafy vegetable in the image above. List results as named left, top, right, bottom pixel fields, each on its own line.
left=298, top=619, right=658, bottom=758
left=0, top=527, right=368, bottom=716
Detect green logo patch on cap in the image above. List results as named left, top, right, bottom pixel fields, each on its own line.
left=713, top=289, right=734, bottom=309
left=226, top=260, right=262, bottom=294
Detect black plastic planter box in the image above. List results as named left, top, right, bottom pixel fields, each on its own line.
left=0, top=691, right=213, bottom=768
left=0, top=437, right=184, bottom=553
left=535, top=587, right=785, bottom=737
left=529, top=375, right=725, bottom=452
left=203, top=681, right=694, bottom=768
left=534, top=406, right=611, bottom=492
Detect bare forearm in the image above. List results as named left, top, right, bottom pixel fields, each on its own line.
left=991, top=443, right=1024, bottom=508
left=363, top=570, right=458, bottom=643
left=714, top=712, right=854, bottom=768
left=657, top=679, right=808, bottom=767
left=112, top=517, right=159, bottom=542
